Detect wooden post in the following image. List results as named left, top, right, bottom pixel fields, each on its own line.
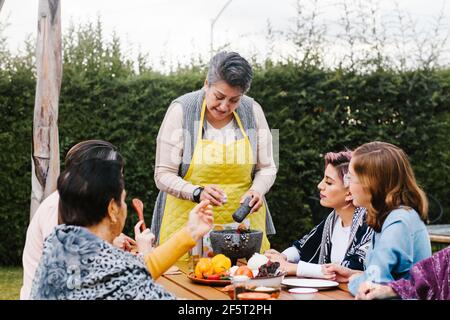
left=30, top=0, right=62, bottom=219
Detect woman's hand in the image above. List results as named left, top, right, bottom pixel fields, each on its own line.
left=112, top=233, right=136, bottom=251
left=186, top=199, right=214, bottom=241
left=321, top=264, right=336, bottom=281
left=356, top=281, right=398, bottom=300
left=322, top=263, right=359, bottom=283
left=240, top=190, right=263, bottom=214
left=266, top=253, right=297, bottom=275
left=134, top=221, right=155, bottom=256
left=264, top=249, right=287, bottom=261
left=313, top=265, right=337, bottom=280
left=200, top=185, right=227, bottom=206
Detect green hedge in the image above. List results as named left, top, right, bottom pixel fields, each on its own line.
left=1, top=56, right=449, bottom=265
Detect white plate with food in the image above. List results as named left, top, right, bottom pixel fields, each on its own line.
left=282, top=278, right=339, bottom=289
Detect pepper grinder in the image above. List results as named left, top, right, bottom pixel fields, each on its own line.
left=232, top=196, right=253, bottom=223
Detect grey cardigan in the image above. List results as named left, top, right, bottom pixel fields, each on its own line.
left=151, top=89, right=276, bottom=242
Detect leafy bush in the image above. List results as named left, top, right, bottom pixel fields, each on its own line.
left=1, top=25, right=449, bottom=265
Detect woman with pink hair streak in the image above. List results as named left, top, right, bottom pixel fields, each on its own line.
left=265, top=151, right=373, bottom=279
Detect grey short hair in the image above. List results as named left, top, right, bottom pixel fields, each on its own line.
left=207, top=51, right=253, bottom=93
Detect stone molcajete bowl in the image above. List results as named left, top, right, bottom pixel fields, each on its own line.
left=210, top=229, right=263, bottom=265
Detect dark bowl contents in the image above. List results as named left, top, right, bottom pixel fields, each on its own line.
left=255, top=261, right=281, bottom=278
left=236, top=224, right=251, bottom=234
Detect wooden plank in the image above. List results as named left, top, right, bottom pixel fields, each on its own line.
left=339, top=283, right=350, bottom=292
left=31, top=0, right=62, bottom=219
left=168, top=263, right=230, bottom=300
left=429, top=235, right=450, bottom=244
left=311, top=292, right=335, bottom=300
left=156, top=276, right=203, bottom=300
left=319, top=288, right=354, bottom=300
left=278, top=289, right=294, bottom=300
left=176, top=261, right=191, bottom=274
left=427, top=224, right=450, bottom=234
left=164, top=273, right=231, bottom=300
left=427, top=225, right=450, bottom=244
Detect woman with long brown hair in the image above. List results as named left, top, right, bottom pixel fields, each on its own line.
left=265, top=151, right=373, bottom=278
left=323, top=141, right=431, bottom=296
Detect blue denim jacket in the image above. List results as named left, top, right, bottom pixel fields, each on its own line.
left=349, top=207, right=431, bottom=296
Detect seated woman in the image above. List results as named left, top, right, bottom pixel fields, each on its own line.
left=22, top=140, right=137, bottom=299
left=323, top=142, right=432, bottom=296
left=22, top=140, right=190, bottom=299
left=265, top=151, right=373, bottom=278
left=355, top=246, right=449, bottom=300
left=31, top=158, right=213, bottom=300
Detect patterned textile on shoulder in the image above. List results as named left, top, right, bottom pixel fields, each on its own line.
left=31, top=224, right=175, bottom=300
left=389, top=246, right=450, bottom=300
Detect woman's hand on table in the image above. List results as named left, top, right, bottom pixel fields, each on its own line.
left=134, top=221, right=156, bottom=256
left=322, top=263, right=358, bottom=282
left=316, top=266, right=338, bottom=280
left=187, top=199, right=214, bottom=241
left=355, top=281, right=398, bottom=300
left=240, top=190, right=262, bottom=214
left=200, top=185, right=227, bottom=206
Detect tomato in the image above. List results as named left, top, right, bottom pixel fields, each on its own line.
left=234, top=266, right=254, bottom=278
left=206, top=274, right=221, bottom=280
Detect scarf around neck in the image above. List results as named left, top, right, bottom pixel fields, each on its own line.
left=31, top=224, right=175, bottom=300
left=293, top=207, right=373, bottom=270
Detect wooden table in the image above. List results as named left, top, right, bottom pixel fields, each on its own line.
left=156, top=261, right=354, bottom=300
left=427, top=224, right=450, bottom=244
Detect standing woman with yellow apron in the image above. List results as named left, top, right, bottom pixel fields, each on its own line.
left=151, top=52, right=277, bottom=260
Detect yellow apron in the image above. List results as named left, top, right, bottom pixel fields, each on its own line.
left=159, top=99, right=270, bottom=260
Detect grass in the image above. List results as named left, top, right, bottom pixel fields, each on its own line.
left=0, top=267, right=23, bottom=300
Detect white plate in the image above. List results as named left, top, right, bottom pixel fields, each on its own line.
left=282, top=278, right=339, bottom=289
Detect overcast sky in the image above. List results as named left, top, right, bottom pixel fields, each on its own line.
left=1, top=0, right=449, bottom=70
